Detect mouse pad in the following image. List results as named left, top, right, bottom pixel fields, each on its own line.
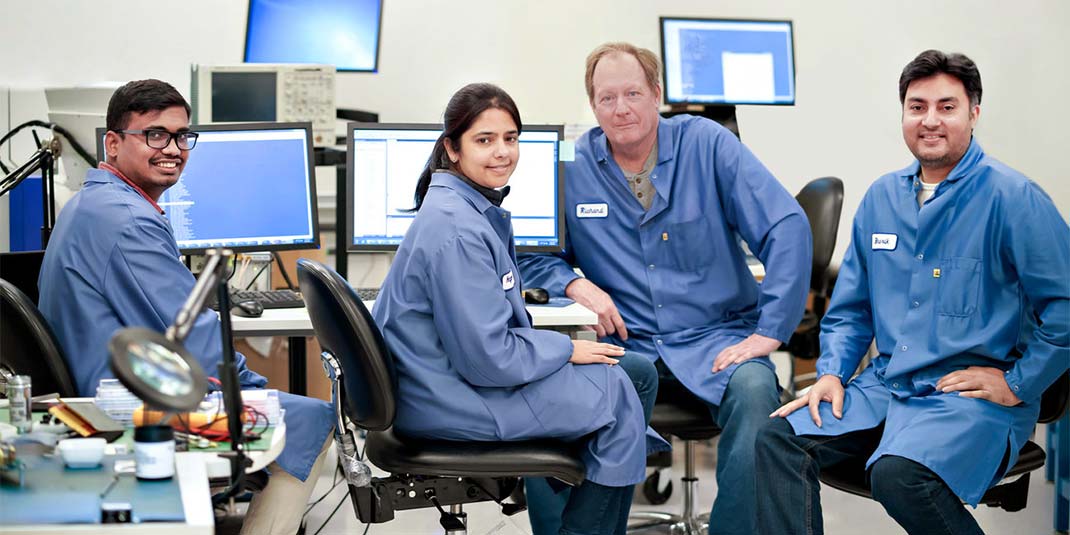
left=528, top=297, right=574, bottom=308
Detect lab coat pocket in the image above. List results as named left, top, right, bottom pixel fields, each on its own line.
left=667, top=217, right=715, bottom=271
left=936, top=257, right=981, bottom=317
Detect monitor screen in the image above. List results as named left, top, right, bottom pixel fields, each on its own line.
left=210, top=72, right=277, bottom=122
left=660, top=17, right=795, bottom=105
left=346, top=123, right=566, bottom=253
left=244, top=0, right=383, bottom=73
left=96, top=123, right=319, bottom=253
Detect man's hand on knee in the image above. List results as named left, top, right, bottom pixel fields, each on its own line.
left=712, top=333, right=781, bottom=372
left=769, top=374, right=844, bottom=427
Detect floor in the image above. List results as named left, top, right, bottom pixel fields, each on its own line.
left=295, top=423, right=1062, bottom=535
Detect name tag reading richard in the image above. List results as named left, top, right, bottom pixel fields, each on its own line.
left=576, top=203, right=608, bottom=218
left=871, top=233, right=898, bottom=250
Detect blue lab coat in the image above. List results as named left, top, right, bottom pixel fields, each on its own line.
left=38, top=167, right=333, bottom=481
left=786, top=140, right=1070, bottom=505
left=519, top=115, right=812, bottom=405
left=372, top=173, right=668, bottom=487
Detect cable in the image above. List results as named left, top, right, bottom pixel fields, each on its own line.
left=271, top=251, right=297, bottom=291
left=0, top=120, right=97, bottom=175
left=309, top=489, right=353, bottom=535
left=242, top=261, right=271, bottom=291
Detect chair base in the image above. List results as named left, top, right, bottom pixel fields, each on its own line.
left=628, top=440, right=708, bottom=534
left=351, top=473, right=518, bottom=524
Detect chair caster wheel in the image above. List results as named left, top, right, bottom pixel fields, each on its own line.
left=643, top=469, right=673, bottom=505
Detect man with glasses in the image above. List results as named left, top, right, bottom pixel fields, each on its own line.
left=38, top=79, right=333, bottom=535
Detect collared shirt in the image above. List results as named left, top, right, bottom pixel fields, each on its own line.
left=789, top=139, right=1069, bottom=504
left=97, top=162, right=164, bottom=214
left=519, top=115, right=812, bottom=405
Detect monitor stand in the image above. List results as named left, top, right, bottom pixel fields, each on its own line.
left=661, top=104, right=740, bottom=140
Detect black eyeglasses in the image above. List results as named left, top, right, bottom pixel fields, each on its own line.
left=113, top=129, right=199, bottom=150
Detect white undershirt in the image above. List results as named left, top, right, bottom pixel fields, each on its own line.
left=917, top=180, right=938, bottom=208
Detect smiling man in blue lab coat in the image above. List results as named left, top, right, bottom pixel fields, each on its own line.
left=757, top=50, right=1070, bottom=535
left=518, top=42, right=812, bottom=535
left=37, top=79, right=333, bottom=535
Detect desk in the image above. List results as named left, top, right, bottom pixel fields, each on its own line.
left=230, top=301, right=598, bottom=396
left=0, top=452, right=214, bottom=534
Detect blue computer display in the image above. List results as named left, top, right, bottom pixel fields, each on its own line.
left=244, top=0, right=382, bottom=72
left=346, top=124, right=566, bottom=253
left=96, top=123, right=319, bottom=253
left=661, top=18, right=795, bottom=105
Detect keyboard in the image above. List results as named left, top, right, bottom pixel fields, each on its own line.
left=355, top=287, right=380, bottom=301
left=209, top=288, right=305, bottom=310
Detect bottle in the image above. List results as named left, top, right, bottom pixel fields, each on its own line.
left=6, top=375, right=32, bottom=434
left=134, top=425, right=175, bottom=480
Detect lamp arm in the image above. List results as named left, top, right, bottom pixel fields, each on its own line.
left=166, top=252, right=226, bottom=343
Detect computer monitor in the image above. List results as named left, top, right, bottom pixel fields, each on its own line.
left=95, top=123, right=319, bottom=254
left=244, top=0, right=383, bottom=73
left=660, top=17, right=796, bottom=106
left=346, top=123, right=566, bottom=253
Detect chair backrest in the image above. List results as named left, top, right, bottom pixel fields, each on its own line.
left=1039, top=370, right=1069, bottom=424
left=795, top=177, right=844, bottom=294
left=0, top=278, right=78, bottom=397
left=296, top=258, right=397, bottom=431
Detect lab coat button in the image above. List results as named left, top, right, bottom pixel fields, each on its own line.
left=901, top=345, right=908, bottom=351
left=916, top=254, right=924, bottom=260
left=912, top=301, right=920, bottom=308
left=656, top=339, right=663, bottom=345
left=648, top=264, right=655, bottom=270
left=892, top=383, right=899, bottom=388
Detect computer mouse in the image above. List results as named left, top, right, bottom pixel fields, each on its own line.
left=231, top=300, right=264, bottom=318
left=523, top=287, right=550, bottom=305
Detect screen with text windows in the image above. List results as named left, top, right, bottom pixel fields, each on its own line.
left=346, top=123, right=565, bottom=252
left=99, top=123, right=319, bottom=253
left=660, top=17, right=795, bottom=105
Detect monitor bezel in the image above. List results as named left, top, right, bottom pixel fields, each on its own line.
left=242, top=0, right=383, bottom=74
left=95, top=121, right=321, bottom=255
left=659, top=16, right=796, bottom=106
left=345, top=122, right=567, bottom=254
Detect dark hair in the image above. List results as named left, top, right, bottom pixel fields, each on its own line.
left=106, top=79, right=191, bottom=131
left=411, top=83, right=522, bottom=211
left=899, top=50, right=982, bottom=107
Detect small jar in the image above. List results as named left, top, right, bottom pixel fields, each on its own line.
left=134, top=425, right=175, bottom=480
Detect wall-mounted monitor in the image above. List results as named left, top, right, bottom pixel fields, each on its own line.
left=346, top=123, right=566, bottom=253
left=96, top=122, right=319, bottom=254
left=660, top=17, right=796, bottom=105
left=244, top=0, right=383, bottom=73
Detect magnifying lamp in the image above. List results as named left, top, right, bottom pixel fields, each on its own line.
left=107, top=249, right=248, bottom=496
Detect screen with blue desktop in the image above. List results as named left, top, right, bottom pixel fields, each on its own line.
left=95, top=123, right=319, bottom=253
left=346, top=123, right=566, bottom=253
left=660, top=17, right=795, bottom=105
left=244, top=0, right=382, bottom=72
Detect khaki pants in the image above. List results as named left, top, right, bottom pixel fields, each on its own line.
left=240, top=435, right=333, bottom=535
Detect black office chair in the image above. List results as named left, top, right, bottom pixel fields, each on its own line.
left=0, top=277, right=78, bottom=398
left=786, top=177, right=845, bottom=390
left=296, top=259, right=585, bottom=533
left=821, top=371, right=1070, bottom=512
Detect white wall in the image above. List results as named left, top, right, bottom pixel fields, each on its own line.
left=2, top=0, right=1067, bottom=263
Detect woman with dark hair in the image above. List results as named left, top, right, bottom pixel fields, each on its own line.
left=372, top=83, right=667, bottom=534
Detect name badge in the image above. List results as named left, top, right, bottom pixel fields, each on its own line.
left=501, top=271, right=515, bottom=290
left=872, top=233, right=898, bottom=250
left=576, top=203, right=608, bottom=218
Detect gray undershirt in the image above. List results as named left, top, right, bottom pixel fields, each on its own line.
left=622, top=141, right=659, bottom=211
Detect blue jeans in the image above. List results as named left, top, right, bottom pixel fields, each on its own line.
left=700, top=361, right=781, bottom=535
left=526, top=351, right=658, bottom=535
left=754, top=417, right=984, bottom=535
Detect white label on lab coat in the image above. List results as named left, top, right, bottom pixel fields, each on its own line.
left=576, top=203, right=608, bottom=218
left=502, top=271, right=515, bottom=290
left=872, top=233, right=898, bottom=250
